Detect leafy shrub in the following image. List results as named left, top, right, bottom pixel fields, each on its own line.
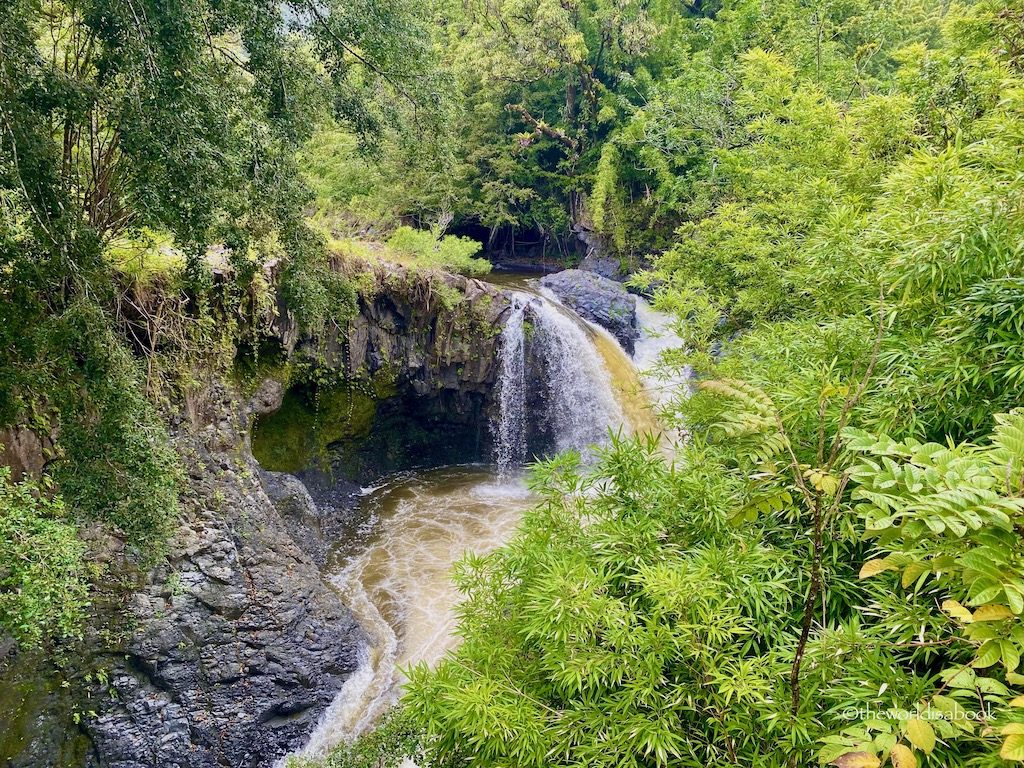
left=385, top=226, right=490, bottom=276
left=287, top=706, right=422, bottom=768
left=0, top=468, right=90, bottom=647
left=46, top=303, right=181, bottom=546
left=838, top=412, right=1024, bottom=765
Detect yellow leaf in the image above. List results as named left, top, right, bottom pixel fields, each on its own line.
left=1002, top=734, right=1024, bottom=760
left=1011, top=696, right=1024, bottom=707
left=1002, top=724, right=1024, bottom=735
left=902, top=563, right=928, bottom=589
left=889, top=744, right=917, bottom=768
left=973, top=604, right=1014, bottom=622
left=818, top=473, right=840, bottom=496
left=860, top=559, right=896, bottom=579
left=832, top=751, right=881, bottom=768
left=942, top=599, right=974, bottom=623
left=906, top=717, right=935, bottom=755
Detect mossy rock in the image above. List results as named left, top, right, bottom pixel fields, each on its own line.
left=0, top=651, right=93, bottom=768
left=231, top=339, right=293, bottom=395
left=251, top=382, right=380, bottom=473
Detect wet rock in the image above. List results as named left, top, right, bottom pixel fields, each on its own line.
left=0, top=425, right=53, bottom=482
left=258, top=264, right=515, bottom=481
left=249, top=378, right=285, bottom=416
left=573, top=224, right=625, bottom=281
left=1, top=261, right=512, bottom=768
left=540, top=269, right=639, bottom=354
left=83, top=382, right=367, bottom=768
left=260, top=470, right=359, bottom=566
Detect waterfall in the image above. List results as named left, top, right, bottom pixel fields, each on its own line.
left=492, top=291, right=625, bottom=472
left=493, top=295, right=529, bottom=470
left=284, top=278, right=668, bottom=767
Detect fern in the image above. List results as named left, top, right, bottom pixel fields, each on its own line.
left=698, top=378, right=789, bottom=466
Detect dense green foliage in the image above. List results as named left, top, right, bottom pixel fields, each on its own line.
left=385, top=226, right=491, bottom=276
left=289, top=709, right=424, bottom=768
left=0, top=0, right=441, bottom=644
left=3, top=0, right=1024, bottom=766
left=356, top=1, right=1024, bottom=767
left=0, top=468, right=89, bottom=646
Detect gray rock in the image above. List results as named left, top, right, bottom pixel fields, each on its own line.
left=81, top=269, right=516, bottom=767
left=573, top=224, right=625, bottom=281
left=83, top=382, right=367, bottom=768
left=260, top=470, right=359, bottom=566
left=0, top=262, right=516, bottom=768
left=540, top=269, right=639, bottom=354
left=249, top=378, right=285, bottom=416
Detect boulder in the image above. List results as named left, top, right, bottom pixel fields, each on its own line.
left=540, top=269, right=639, bottom=354
left=260, top=470, right=361, bottom=567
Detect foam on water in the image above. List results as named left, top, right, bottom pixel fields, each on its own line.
left=290, top=467, right=534, bottom=761
left=633, top=297, right=692, bottom=408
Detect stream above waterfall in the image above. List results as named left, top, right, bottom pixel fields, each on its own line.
left=287, top=272, right=683, bottom=763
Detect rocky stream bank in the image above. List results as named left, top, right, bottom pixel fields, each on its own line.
left=0, top=263, right=513, bottom=768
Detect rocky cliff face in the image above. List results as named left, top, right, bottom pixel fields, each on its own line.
left=85, top=380, right=366, bottom=768
left=0, top=261, right=513, bottom=768
left=256, top=264, right=512, bottom=483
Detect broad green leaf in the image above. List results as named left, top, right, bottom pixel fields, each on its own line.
left=941, top=667, right=977, bottom=688
left=973, top=604, right=1013, bottom=622
left=1004, top=640, right=1022, bottom=672
left=1007, top=584, right=1024, bottom=614
left=902, top=562, right=928, bottom=589
left=973, top=640, right=1002, bottom=668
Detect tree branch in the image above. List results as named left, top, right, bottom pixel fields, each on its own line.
left=506, top=103, right=578, bottom=152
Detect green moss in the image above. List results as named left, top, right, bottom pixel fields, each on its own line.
left=231, top=340, right=294, bottom=395
left=0, top=652, right=93, bottom=768
left=251, top=379, right=385, bottom=473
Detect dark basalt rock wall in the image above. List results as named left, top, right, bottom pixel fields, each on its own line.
left=85, top=380, right=366, bottom=768
left=259, top=264, right=512, bottom=483
left=1, top=261, right=513, bottom=768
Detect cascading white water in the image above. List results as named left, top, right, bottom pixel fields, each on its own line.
left=633, top=297, right=692, bottom=408
left=493, top=295, right=530, bottom=470
left=534, top=292, right=625, bottom=454
left=288, top=468, right=534, bottom=763
left=492, top=291, right=625, bottom=471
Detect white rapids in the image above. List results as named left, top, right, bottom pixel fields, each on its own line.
left=289, top=467, right=534, bottom=761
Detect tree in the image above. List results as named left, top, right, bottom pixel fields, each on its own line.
left=0, top=0, right=442, bottom=545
